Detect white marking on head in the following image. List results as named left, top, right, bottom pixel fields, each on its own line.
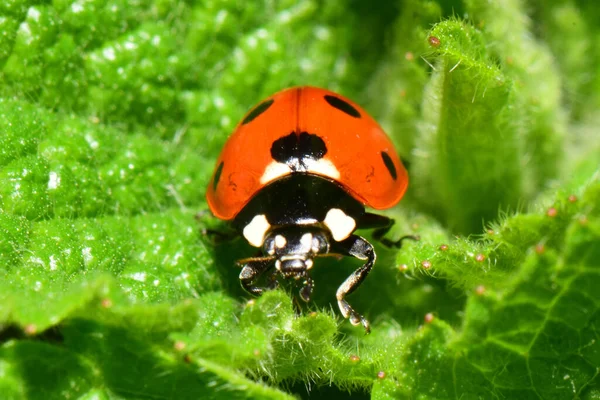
left=275, top=234, right=287, bottom=248
left=260, top=161, right=292, bottom=184
left=305, top=158, right=340, bottom=179
left=324, top=208, right=356, bottom=241
left=305, top=259, right=314, bottom=269
left=300, top=233, right=313, bottom=252
left=311, top=237, right=320, bottom=252
left=243, top=214, right=271, bottom=247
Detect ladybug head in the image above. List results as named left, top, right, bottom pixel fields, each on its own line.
left=263, top=227, right=330, bottom=279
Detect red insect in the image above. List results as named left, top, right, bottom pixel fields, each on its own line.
left=206, top=86, right=412, bottom=333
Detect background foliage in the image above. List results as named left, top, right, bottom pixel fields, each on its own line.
left=0, top=0, right=599, bottom=399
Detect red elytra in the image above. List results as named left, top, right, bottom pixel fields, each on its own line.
left=206, top=86, right=408, bottom=220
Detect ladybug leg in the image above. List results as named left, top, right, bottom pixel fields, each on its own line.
left=195, top=212, right=238, bottom=244
left=299, top=275, right=314, bottom=302
left=202, top=228, right=238, bottom=244
left=237, top=257, right=276, bottom=296
left=265, top=267, right=280, bottom=291
left=331, top=235, right=375, bottom=334
left=360, top=213, right=419, bottom=249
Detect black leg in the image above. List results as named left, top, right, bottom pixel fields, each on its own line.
left=237, top=257, right=275, bottom=296
left=331, top=235, right=376, bottom=334
left=359, top=213, right=419, bottom=249
left=299, top=275, right=314, bottom=302
left=265, top=267, right=280, bottom=291
left=195, top=212, right=239, bottom=244
left=202, top=228, right=238, bottom=244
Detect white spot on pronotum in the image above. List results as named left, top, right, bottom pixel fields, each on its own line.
left=305, top=158, right=340, bottom=179
left=47, top=171, right=60, bottom=190
left=324, top=208, right=356, bottom=241
left=300, top=233, right=313, bottom=251
left=243, top=214, right=271, bottom=247
left=260, top=161, right=291, bottom=184
left=275, top=235, right=287, bottom=248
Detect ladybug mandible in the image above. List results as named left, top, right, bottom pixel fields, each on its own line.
left=206, top=86, right=412, bottom=333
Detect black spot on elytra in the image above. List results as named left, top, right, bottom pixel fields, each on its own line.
left=324, top=95, right=361, bottom=118
left=271, top=132, right=327, bottom=168
left=381, top=151, right=397, bottom=180
left=213, top=161, right=224, bottom=190
left=242, top=99, right=274, bottom=125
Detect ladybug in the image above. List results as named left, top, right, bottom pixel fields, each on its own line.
left=206, top=86, right=413, bottom=333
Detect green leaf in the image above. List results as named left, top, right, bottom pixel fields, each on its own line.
left=412, top=19, right=525, bottom=234
left=527, top=0, right=600, bottom=119
left=376, top=179, right=600, bottom=399
left=465, top=0, right=567, bottom=195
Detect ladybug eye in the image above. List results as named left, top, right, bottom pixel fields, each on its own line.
left=312, top=236, right=323, bottom=253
